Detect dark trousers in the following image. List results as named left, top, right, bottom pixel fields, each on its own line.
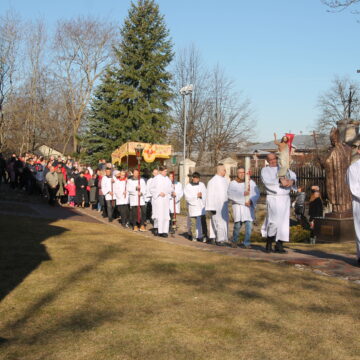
left=146, top=201, right=152, bottom=221
left=189, top=215, right=208, bottom=239
left=117, top=204, right=129, bottom=226
left=130, top=205, right=146, bottom=227
left=106, top=200, right=115, bottom=220
left=48, top=185, right=58, bottom=205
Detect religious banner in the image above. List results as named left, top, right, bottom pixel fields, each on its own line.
left=285, top=133, right=295, bottom=151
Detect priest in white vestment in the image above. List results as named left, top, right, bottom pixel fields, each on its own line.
left=346, top=147, right=360, bottom=265
left=150, top=166, right=172, bottom=237
left=228, top=167, right=260, bottom=248
left=205, top=164, right=230, bottom=245
left=261, top=153, right=296, bottom=253
left=184, top=172, right=208, bottom=241
left=169, top=172, right=183, bottom=234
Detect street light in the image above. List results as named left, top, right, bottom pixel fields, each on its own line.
left=180, top=84, right=193, bottom=186
left=135, top=143, right=144, bottom=224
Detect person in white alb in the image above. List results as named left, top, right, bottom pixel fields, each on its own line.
left=113, top=170, right=129, bottom=227
left=184, top=172, right=208, bottom=242
left=228, top=167, right=260, bottom=248
left=146, top=168, right=159, bottom=234
left=261, top=153, right=297, bottom=253
left=149, top=166, right=172, bottom=237
left=127, top=169, right=147, bottom=231
left=169, top=171, right=183, bottom=234
left=101, top=168, right=115, bottom=222
left=346, top=144, right=360, bottom=266
left=205, top=164, right=229, bottom=246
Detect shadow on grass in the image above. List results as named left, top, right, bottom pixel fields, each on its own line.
left=291, top=248, right=358, bottom=267
left=0, top=216, right=68, bottom=303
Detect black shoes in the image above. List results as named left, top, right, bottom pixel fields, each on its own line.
left=216, top=241, right=227, bottom=247
left=159, top=233, right=168, bottom=238
left=265, top=237, right=274, bottom=253
left=274, top=240, right=287, bottom=253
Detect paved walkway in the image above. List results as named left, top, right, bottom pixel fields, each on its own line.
left=1, top=198, right=359, bottom=284
left=76, top=206, right=360, bottom=284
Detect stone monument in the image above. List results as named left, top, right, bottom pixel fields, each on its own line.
left=314, top=125, right=355, bottom=242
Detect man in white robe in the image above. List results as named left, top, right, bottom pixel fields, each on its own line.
left=184, top=172, right=208, bottom=242
left=228, top=167, right=260, bottom=248
left=169, top=172, right=183, bottom=234
left=145, top=168, right=158, bottom=231
left=150, top=166, right=172, bottom=237
left=261, top=153, right=296, bottom=253
left=127, top=169, right=147, bottom=231
left=205, top=164, right=229, bottom=246
left=101, top=168, right=115, bottom=222
left=346, top=145, right=360, bottom=265
left=113, top=170, right=129, bottom=227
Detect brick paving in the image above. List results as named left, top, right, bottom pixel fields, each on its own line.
left=1, top=198, right=359, bottom=284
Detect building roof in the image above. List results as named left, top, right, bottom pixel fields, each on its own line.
left=241, top=134, right=329, bottom=154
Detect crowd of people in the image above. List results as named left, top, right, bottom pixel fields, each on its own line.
left=0, top=151, right=337, bottom=257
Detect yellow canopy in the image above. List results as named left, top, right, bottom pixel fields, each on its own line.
left=111, top=142, right=172, bottom=164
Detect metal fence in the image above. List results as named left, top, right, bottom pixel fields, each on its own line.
left=184, top=165, right=326, bottom=199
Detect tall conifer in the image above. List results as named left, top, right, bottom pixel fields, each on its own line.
left=85, top=0, right=173, bottom=162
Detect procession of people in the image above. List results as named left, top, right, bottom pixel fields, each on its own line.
left=1, top=148, right=359, bottom=265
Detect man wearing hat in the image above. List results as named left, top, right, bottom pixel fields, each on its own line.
left=184, top=172, right=208, bottom=242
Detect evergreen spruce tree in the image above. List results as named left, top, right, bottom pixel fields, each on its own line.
left=84, top=0, right=173, bottom=163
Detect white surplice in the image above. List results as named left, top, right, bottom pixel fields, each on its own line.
left=228, top=179, right=260, bottom=222
left=127, top=177, right=147, bottom=207
left=261, top=166, right=296, bottom=242
left=169, top=181, right=184, bottom=214
left=113, top=178, right=129, bottom=205
left=101, top=175, right=115, bottom=201
left=205, top=174, right=229, bottom=242
left=184, top=181, right=207, bottom=238
left=150, top=174, right=172, bottom=234
left=346, top=158, right=360, bottom=258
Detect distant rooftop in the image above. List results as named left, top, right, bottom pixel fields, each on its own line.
left=240, top=134, right=329, bottom=154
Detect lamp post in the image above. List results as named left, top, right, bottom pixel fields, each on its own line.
left=180, top=84, right=193, bottom=186
left=135, top=143, right=144, bottom=224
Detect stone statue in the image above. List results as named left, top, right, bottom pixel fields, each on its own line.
left=324, top=127, right=352, bottom=215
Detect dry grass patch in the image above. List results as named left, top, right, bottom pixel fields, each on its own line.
left=0, top=215, right=359, bottom=360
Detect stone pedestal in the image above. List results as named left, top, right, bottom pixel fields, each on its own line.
left=219, top=157, right=238, bottom=180
left=314, top=213, right=355, bottom=242
left=179, top=158, right=196, bottom=186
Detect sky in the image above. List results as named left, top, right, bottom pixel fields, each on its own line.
left=3, top=0, right=360, bottom=141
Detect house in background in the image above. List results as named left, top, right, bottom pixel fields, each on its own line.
left=35, top=143, right=74, bottom=158
left=237, top=133, right=329, bottom=167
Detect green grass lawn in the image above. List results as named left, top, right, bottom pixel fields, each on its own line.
left=1, top=215, right=360, bottom=360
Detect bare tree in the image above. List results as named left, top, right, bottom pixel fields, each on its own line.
left=322, top=0, right=360, bottom=11
left=316, top=76, right=360, bottom=134
left=170, top=47, right=254, bottom=165
left=205, top=65, right=253, bottom=165
left=0, top=10, right=21, bottom=151
left=53, top=17, right=116, bottom=153
left=18, top=20, right=49, bottom=154
left=170, top=45, right=209, bottom=159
